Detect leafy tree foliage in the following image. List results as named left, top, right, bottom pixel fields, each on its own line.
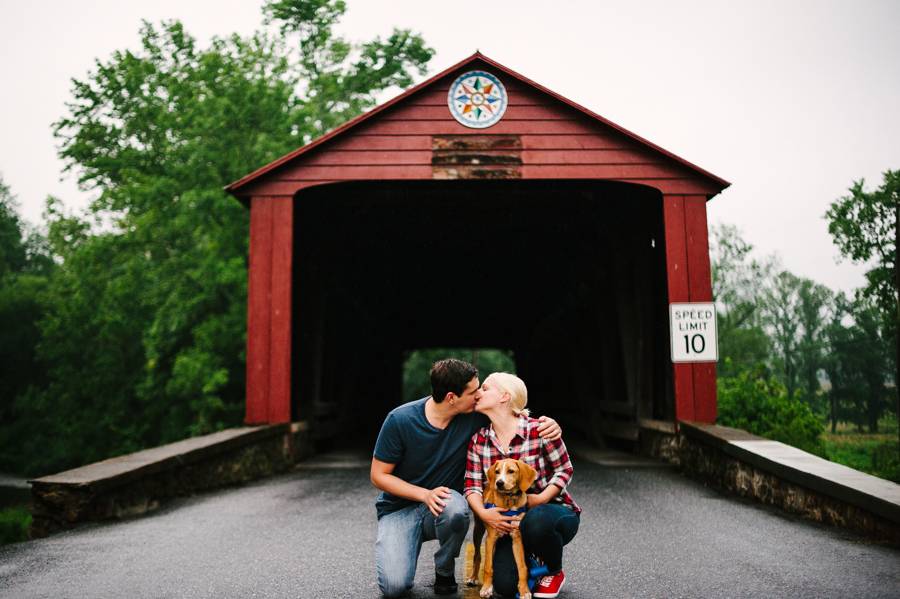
left=821, top=296, right=892, bottom=433
left=826, top=170, right=900, bottom=321
left=760, top=271, right=832, bottom=402
left=825, top=170, right=900, bottom=443
left=710, top=224, right=773, bottom=377
left=717, top=359, right=827, bottom=457
left=0, top=177, right=55, bottom=474
left=2, top=1, right=432, bottom=477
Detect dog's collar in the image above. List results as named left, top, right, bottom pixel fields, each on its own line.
left=484, top=502, right=528, bottom=517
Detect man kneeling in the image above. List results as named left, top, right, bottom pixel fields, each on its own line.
left=371, top=359, right=561, bottom=597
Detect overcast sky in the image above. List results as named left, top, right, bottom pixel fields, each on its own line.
left=1, top=0, right=898, bottom=293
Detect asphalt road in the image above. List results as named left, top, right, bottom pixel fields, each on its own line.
left=2, top=453, right=899, bottom=599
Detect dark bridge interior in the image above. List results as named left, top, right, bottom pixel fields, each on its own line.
left=291, top=180, right=674, bottom=448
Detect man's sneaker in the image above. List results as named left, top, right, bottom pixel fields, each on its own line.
left=433, top=572, right=457, bottom=595
left=533, top=570, right=565, bottom=598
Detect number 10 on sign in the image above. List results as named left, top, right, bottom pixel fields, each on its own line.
left=669, top=303, right=718, bottom=363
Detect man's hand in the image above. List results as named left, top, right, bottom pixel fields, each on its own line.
left=480, top=506, right=519, bottom=535
left=424, top=486, right=452, bottom=517
left=536, top=416, right=562, bottom=442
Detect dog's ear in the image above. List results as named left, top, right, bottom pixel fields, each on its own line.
left=485, top=461, right=499, bottom=488
left=518, top=460, right=538, bottom=493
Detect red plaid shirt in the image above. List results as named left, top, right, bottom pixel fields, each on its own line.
left=465, top=416, right=581, bottom=514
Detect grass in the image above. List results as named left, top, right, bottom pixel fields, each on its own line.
left=822, top=416, right=900, bottom=484
left=0, top=505, right=31, bottom=546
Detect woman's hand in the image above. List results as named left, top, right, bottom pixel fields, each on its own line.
left=536, top=416, right=562, bottom=442
left=480, top=506, right=519, bottom=535
left=527, top=486, right=561, bottom=509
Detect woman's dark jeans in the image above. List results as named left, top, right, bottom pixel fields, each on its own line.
left=490, top=503, right=580, bottom=597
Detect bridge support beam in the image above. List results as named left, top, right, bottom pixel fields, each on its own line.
left=663, top=194, right=716, bottom=424
left=246, top=196, right=293, bottom=424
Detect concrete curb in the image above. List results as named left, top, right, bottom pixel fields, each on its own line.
left=677, top=422, right=900, bottom=525
left=29, top=424, right=291, bottom=493
left=27, top=423, right=311, bottom=539
left=663, top=420, right=900, bottom=542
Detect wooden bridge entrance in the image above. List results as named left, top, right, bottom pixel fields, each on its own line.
left=226, top=53, right=730, bottom=445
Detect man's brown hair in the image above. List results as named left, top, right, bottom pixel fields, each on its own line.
left=430, top=359, right=478, bottom=403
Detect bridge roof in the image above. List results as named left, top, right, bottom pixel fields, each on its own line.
left=226, top=52, right=730, bottom=199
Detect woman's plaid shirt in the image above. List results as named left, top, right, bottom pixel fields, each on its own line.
left=464, top=415, right=581, bottom=514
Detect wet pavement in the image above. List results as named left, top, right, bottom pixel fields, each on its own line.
left=1, top=453, right=899, bottom=598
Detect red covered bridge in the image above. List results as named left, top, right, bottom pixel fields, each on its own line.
left=226, top=52, right=729, bottom=447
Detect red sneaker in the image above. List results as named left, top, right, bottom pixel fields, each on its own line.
left=533, top=570, right=565, bottom=598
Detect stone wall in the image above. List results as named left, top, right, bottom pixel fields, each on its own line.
left=29, top=423, right=313, bottom=539
left=640, top=420, right=900, bottom=544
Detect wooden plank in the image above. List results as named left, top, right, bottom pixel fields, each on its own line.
left=267, top=165, right=433, bottom=181
left=663, top=195, right=689, bottom=303
left=239, top=180, right=337, bottom=198
left=663, top=194, right=696, bottom=422
left=684, top=195, right=716, bottom=423
left=521, top=163, right=690, bottom=179
left=685, top=195, right=713, bottom=302
left=674, top=363, right=696, bottom=422
left=354, top=119, right=601, bottom=136
left=246, top=197, right=273, bottom=424
left=295, top=148, right=664, bottom=167
left=268, top=197, right=293, bottom=424
left=520, top=149, right=662, bottom=165
left=693, top=362, right=717, bottom=424
left=379, top=104, right=571, bottom=121
left=617, top=178, right=721, bottom=195
left=277, top=163, right=677, bottom=181
left=521, top=135, right=639, bottom=150
left=295, top=150, right=434, bottom=166
left=404, top=88, right=552, bottom=106
left=327, top=135, right=433, bottom=151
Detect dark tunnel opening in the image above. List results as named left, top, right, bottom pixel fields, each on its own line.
left=290, top=179, right=674, bottom=450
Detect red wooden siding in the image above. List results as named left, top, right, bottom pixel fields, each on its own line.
left=246, top=196, right=292, bottom=424
left=231, top=54, right=728, bottom=427
left=663, top=195, right=696, bottom=422
left=236, top=71, right=721, bottom=199
left=685, top=195, right=717, bottom=423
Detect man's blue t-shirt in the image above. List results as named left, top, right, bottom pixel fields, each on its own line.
left=373, top=397, right=489, bottom=519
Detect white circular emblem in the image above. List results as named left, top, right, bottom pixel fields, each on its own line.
left=447, top=71, right=508, bottom=129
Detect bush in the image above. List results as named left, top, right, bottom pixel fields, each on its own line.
left=0, top=505, right=31, bottom=546
left=718, top=359, right=828, bottom=457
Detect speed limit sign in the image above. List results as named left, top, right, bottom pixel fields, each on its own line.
left=670, top=303, right=718, bottom=363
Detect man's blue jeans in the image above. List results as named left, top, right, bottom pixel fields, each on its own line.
left=375, top=490, right=470, bottom=597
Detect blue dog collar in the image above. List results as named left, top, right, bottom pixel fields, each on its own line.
left=484, top=502, right=527, bottom=517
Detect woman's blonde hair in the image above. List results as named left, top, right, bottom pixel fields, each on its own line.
left=487, top=372, right=529, bottom=417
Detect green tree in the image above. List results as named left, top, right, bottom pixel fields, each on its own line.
left=717, top=359, right=827, bottom=457
left=0, top=177, right=27, bottom=278
left=758, top=271, right=831, bottom=405
left=822, top=296, right=892, bottom=433
left=826, top=170, right=900, bottom=445
left=13, top=1, right=433, bottom=477
left=0, top=177, right=55, bottom=475
left=709, top=224, right=774, bottom=377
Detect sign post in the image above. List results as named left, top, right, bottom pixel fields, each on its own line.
left=669, top=303, right=718, bottom=363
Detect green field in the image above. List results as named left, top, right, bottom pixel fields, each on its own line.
left=822, top=416, right=900, bottom=484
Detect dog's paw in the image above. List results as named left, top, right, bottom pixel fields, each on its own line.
left=520, top=593, right=531, bottom=599
left=465, top=576, right=479, bottom=587
left=479, top=584, right=494, bottom=598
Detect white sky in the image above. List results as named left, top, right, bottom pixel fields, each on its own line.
left=1, top=0, right=898, bottom=293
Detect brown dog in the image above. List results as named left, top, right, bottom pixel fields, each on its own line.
left=466, top=458, right=538, bottom=599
